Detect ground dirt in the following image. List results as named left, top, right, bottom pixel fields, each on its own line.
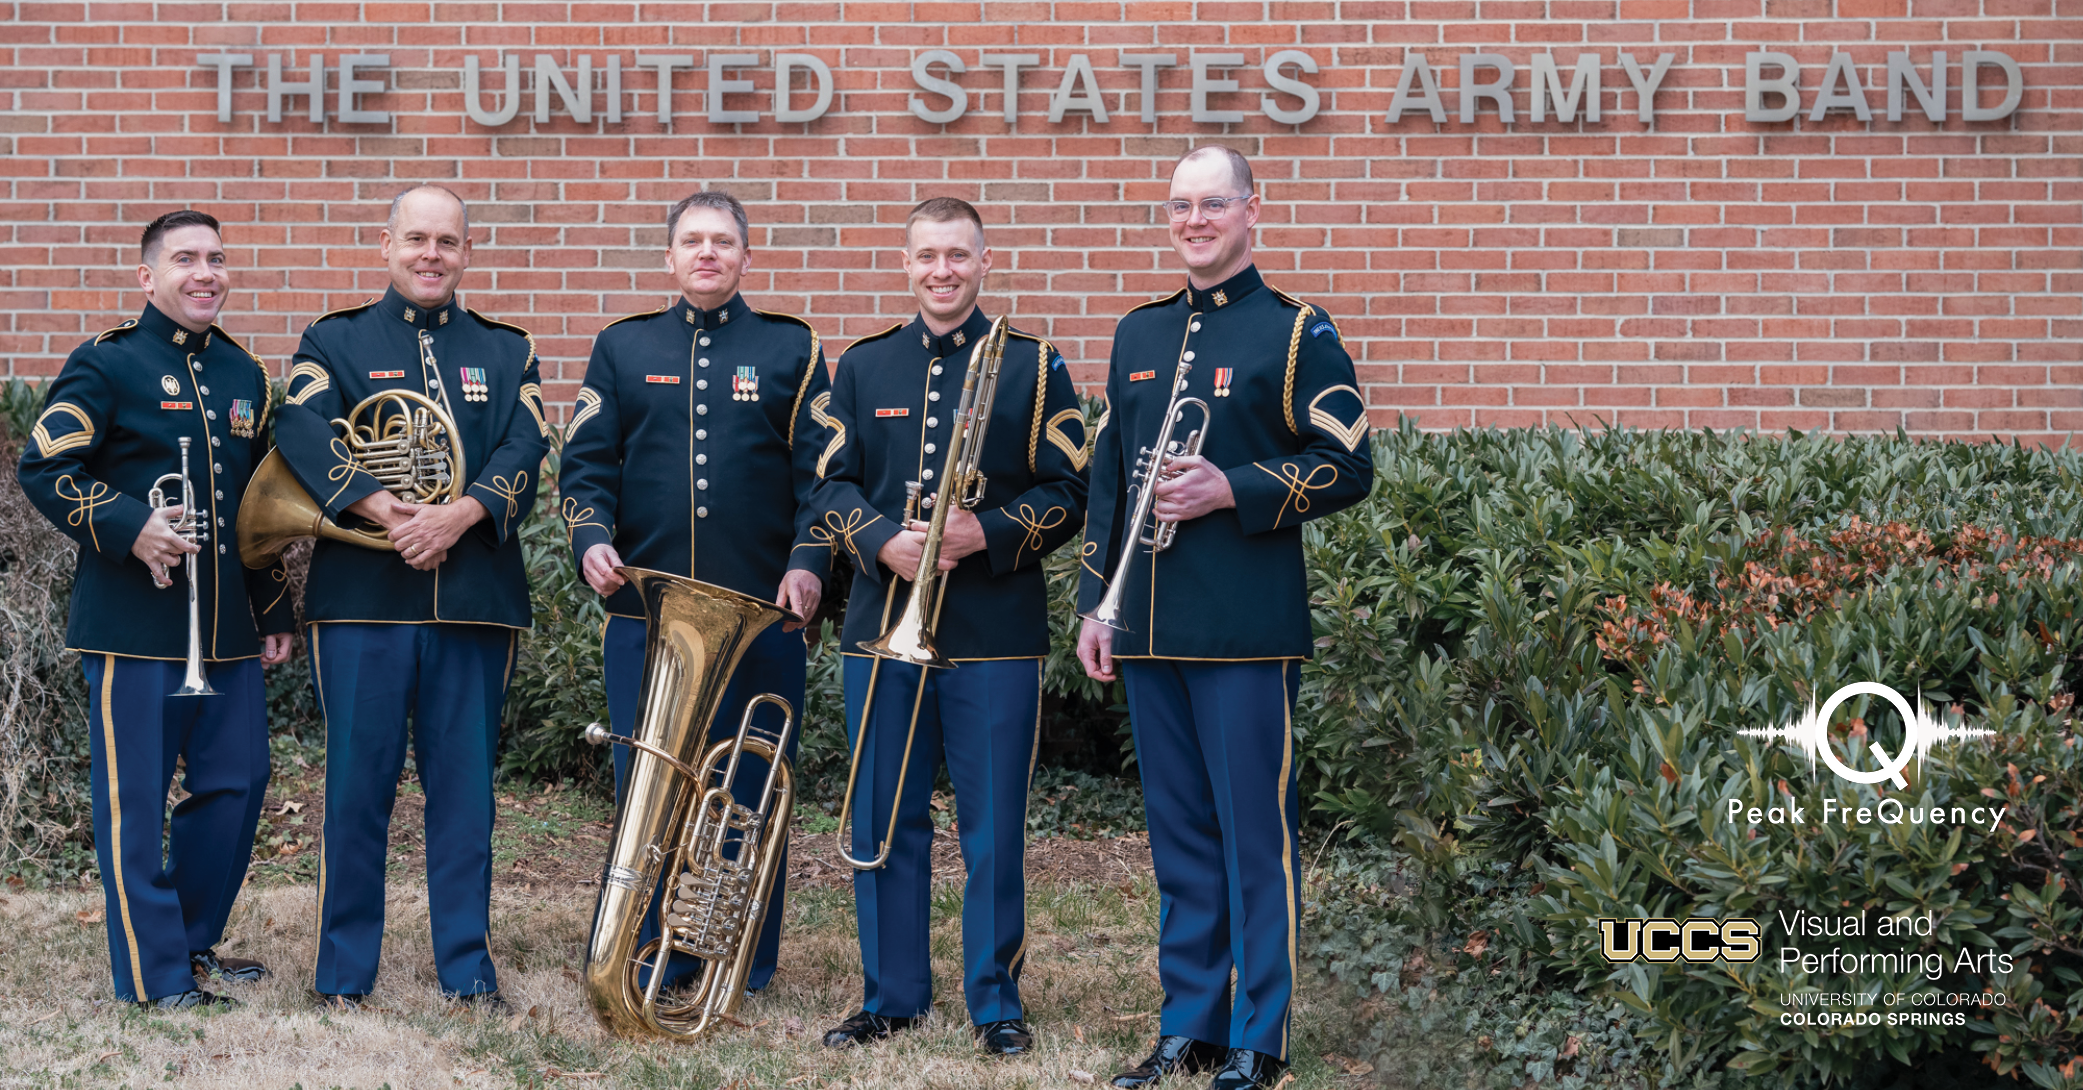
left=0, top=772, right=1366, bottom=1089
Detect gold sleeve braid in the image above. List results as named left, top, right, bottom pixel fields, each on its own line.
left=1028, top=338, right=1052, bottom=474
left=787, top=329, right=822, bottom=448
left=1282, top=303, right=1311, bottom=436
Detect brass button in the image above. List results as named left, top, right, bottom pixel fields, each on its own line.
left=696, top=453, right=707, bottom=465
left=699, top=336, right=711, bottom=347
left=697, top=506, right=709, bottom=518
left=696, top=404, right=708, bottom=416
left=922, top=468, right=935, bottom=480
left=696, top=379, right=708, bottom=390
left=698, top=358, right=709, bottom=367
left=697, top=479, right=709, bottom=490
left=928, top=391, right=940, bottom=402
left=926, top=416, right=938, bottom=428
left=924, top=443, right=936, bottom=454
left=695, top=429, right=708, bottom=440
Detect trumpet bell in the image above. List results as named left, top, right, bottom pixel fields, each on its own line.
left=235, top=449, right=392, bottom=569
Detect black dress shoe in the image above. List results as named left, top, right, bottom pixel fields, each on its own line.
left=821, top=1009, right=917, bottom=1048
left=1112, top=1035, right=1226, bottom=1088
left=315, top=992, right=367, bottom=1012
left=1208, top=1048, right=1288, bottom=1090
left=192, top=949, right=270, bottom=983
left=975, top=1018, right=1033, bottom=1055
left=138, top=989, right=238, bottom=1012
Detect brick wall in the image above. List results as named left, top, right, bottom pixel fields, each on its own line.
left=2, top=2, right=2077, bottom=439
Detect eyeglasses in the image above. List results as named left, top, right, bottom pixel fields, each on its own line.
left=1158, top=194, right=1254, bottom=221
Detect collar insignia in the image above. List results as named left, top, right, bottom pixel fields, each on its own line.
left=921, top=332, right=931, bottom=348
left=953, top=330, right=967, bottom=347
left=1212, top=290, right=1228, bottom=307
left=170, top=328, right=189, bottom=345
left=402, top=307, right=416, bottom=322
left=438, top=309, right=449, bottom=326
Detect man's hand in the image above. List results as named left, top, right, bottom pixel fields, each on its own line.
left=261, top=632, right=293, bottom=666
left=583, top=543, right=627, bottom=596
left=345, top=490, right=411, bottom=532
left=774, top=570, right=823, bottom=632
left=927, top=509, right=986, bottom=563
left=387, top=496, right=487, bottom=571
left=877, top=528, right=929, bottom=582
left=1150, top=454, right=1235, bottom=525
left=1077, top=616, right=1117, bottom=682
left=132, top=505, right=200, bottom=588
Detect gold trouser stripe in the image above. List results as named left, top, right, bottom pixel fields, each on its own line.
left=308, top=625, right=328, bottom=970
left=1006, top=658, right=1043, bottom=979
left=100, top=654, right=148, bottom=999
left=1277, top=664, right=1298, bottom=1059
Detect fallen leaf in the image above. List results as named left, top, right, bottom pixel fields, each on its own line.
left=1463, top=931, right=1489, bottom=958
left=75, top=909, right=103, bottom=926
left=1560, top=1034, right=1581, bottom=1059
left=1074, top=1023, right=1086, bottom=1042
left=275, top=799, right=305, bottom=815
left=1068, top=1072, right=1096, bottom=1085
left=91, top=1050, right=120, bottom=1065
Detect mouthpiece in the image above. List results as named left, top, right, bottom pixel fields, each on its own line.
left=583, top=722, right=610, bottom=746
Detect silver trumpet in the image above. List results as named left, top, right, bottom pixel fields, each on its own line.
left=148, top=436, right=217, bottom=697
left=1080, top=363, right=1211, bottom=633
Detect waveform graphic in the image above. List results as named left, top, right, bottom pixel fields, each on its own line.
left=1736, top=682, right=1995, bottom=788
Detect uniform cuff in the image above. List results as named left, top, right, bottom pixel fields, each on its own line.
left=850, top=514, right=903, bottom=585
left=977, top=506, right=1029, bottom=576
left=322, top=476, right=386, bottom=528
left=97, top=495, right=155, bottom=564
left=570, top=525, right=614, bottom=572
left=1223, top=463, right=1288, bottom=536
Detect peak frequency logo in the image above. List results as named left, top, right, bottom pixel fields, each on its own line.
left=1738, top=682, right=1994, bottom=788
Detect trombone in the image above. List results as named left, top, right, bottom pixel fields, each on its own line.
left=148, top=436, right=217, bottom=697
left=834, top=316, right=1009, bottom=870
left=1080, top=362, right=1211, bottom=632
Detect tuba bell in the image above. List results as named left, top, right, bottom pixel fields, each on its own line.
left=578, top=567, right=799, bottom=1040
left=236, top=386, right=467, bottom=569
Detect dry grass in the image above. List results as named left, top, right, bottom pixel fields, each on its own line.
left=0, top=870, right=1365, bottom=1089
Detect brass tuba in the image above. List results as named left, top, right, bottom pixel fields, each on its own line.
left=579, top=567, right=799, bottom=1040
left=834, top=316, right=1008, bottom=870
left=237, top=336, right=467, bottom=569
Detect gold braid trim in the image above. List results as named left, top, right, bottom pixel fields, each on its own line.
left=754, top=308, right=825, bottom=450
left=566, top=388, right=603, bottom=441
left=810, top=391, right=844, bottom=478
left=1025, top=337, right=1053, bottom=473
left=92, top=319, right=139, bottom=345
left=1281, top=302, right=1311, bottom=436
left=55, top=475, right=115, bottom=552
left=560, top=494, right=608, bottom=545
left=1257, top=461, right=1338, bottom=527
left=473, top=470, right=531, bottom=523
left=31, top=402, right=94, bottom=458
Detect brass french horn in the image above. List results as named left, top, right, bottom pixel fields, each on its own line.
left=236, top=387, right=466, bottom=568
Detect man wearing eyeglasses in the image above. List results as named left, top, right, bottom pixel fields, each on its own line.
left=1076, top=148, right=1374, bottom=1090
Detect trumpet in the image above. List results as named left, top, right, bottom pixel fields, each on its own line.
left=835, top=316, right=1009, bottom=870
left=148, top=436, right=217, bottom=697
left=1080, top=362, right=1211, bottom=632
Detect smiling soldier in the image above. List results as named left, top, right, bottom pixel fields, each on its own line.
left=271, top=184, right=549, bottom=1011
left=17, top=210, right=295, bottom=1008
left=812, top=197, right=1088, bottom=1055
left=1078, top=148, right=1375, bottom=1090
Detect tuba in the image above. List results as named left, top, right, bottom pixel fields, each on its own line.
left=237, top=333, right=467, bottom=569
left=579, top=567, right=799, bottom=1040
left=1080, top=362, right=1211, bottom=632
left=834, top=316, right=1008, bottom=870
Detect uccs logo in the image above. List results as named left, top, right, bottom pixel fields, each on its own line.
left=1598, top=918, right=1763, bottom=963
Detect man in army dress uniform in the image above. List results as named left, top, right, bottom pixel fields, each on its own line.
left=272, top=185, right=550, bottom=1008
left=1077, top=149, right=1376, bottom=1089
left=558, top=189, right=831, bottom=993
left=812, top=197, right=1088, bottom=1056
left=18, top=209, right=294, bottom=1008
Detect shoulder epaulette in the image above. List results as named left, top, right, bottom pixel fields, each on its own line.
left=601, top=303, right=671, bottom=331
left=834, top=322, right=904, bottom=363
left=466, top=308, right=539, bottom=363
left=306, top=298, right=377, bottom=329
left=91, top=318, right=140, bottom=345
left=755, top=309, right=827, bottom=449
left=1265, top=284, right=1316, bottom=318
left=1121, top=289, right=1188, bottom=318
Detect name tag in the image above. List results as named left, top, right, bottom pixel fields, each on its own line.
left=1129, top=370, right=1157, bottom=382
left=160, top=401, right=193, bottom=410
left=875, top=408, right=909, bottom=418
left=646, top=375, right=681, bottom=384
left=368, top=370, right=405, bottom=380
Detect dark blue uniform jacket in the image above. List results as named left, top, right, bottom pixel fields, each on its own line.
left=273, top=286, right=548, bottom=628
left=1076, top=265, right=1374, bottom=659
left=557, top=294, right=833, bottom=616
left=812, top=307, right=1088, bottom=660
left=18, top=303, right=294, bottom=659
